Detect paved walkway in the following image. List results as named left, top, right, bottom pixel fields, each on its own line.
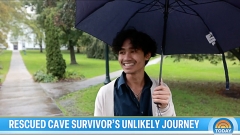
left=40, top=57, right=161, bottom=99
left=0, top=51, right=62, bottom=116
left=0, top=51, right=161, bottom=116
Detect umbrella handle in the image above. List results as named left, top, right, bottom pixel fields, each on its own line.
left=154, top=52, right=164, bottom=116
left=154, top=52, right=164, bottom=105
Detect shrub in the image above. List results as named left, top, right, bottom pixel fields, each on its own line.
left=44, top=8, right=66, bottom=79
left=62, top=70, right=85, bottom=81
left=86, top=39, right=117, bottom=60
left=33, top=69, right=85, bottom=83
left=33, top=70, right=58, bottom=83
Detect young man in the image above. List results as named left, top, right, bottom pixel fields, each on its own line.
left=94, top=29, right=176, bottom=116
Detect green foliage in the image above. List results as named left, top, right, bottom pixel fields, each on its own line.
left=86, top=39, right=117, bottom=60
left=171, top=47, right=240, bottom=65
left=33, top=69, right=85, bottom=83
left=171, top=54, right=224, bottom=65
left=55, top=0, right=83, bottom=64
left=226, top=48, right=240, bottom=61
left=0, top=50, right=12, bottom=83
left=33, top=69, right=58, bottom=83
left=44, top=8, right=66, bottom=79
left=63, top=70, right=85, bottom=81
left=0, top=1, right=27, bottom=47
left=33, top=69, right=84, bottom=83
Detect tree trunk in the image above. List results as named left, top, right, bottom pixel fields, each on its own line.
left=69, top=40, right=77, bottom=65
left=39, top=38, right=43, bottom=53
left=77, top=47, right=80, bottom=53
left=229, top=48, right=240, bottom=61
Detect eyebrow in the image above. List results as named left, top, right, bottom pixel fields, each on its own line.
left=120, top=46, right=135, bottom=50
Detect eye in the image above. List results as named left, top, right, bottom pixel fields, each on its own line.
left=131, top=49, right=137, bottom=53
left=119, top=51, right=124, bottom=54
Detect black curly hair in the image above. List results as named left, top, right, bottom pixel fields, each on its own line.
left=112, top=28, right=157, bottom=64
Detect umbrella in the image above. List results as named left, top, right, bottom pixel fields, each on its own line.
left=75, top=0, right=240, bottom=90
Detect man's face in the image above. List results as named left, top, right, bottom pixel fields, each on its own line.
left=118, top=39, right=150, bottom=75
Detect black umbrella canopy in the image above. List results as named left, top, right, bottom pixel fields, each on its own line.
left=75, top=0, right=240, bottom=90
left=75, top=0, right=240, bottom=55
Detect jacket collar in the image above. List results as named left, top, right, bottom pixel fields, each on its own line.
left=117, top=71, right=152, bottom=89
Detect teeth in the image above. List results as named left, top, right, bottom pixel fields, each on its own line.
left=124, top=63, right=134, bottom=66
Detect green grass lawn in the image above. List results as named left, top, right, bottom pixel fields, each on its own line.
left=56, top=57, right=240, bottom=116
left=145, top=57, right=240, bottom=83
left=0, top=50, right=12, bottom=83
left=21, top=50, right=121, bottom=79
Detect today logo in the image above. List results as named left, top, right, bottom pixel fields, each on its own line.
left=213, top=118, right=233, bottom=134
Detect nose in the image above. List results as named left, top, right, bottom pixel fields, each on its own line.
left=123, top=52, right=132, bottom=60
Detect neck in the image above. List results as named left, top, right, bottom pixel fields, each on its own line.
left=126, top=72, right=145, bottom=90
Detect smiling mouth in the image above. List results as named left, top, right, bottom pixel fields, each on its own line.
left=123, top=63, right=135, bottom=67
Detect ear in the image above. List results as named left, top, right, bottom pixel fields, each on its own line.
left=145, top=52, right=151, bottom=60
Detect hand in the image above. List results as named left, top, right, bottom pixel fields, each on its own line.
left=152, top=80, right=171, bottom=109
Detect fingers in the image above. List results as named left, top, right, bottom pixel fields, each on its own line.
left=152, top=98, right=169, bottom=105
left=153, top=85, right=170, bottom=93
left=152, top=89, right=170, bottom=95
left=152, top=82, right=171, bottom=108
left=152, top=94, right=169, bottom=100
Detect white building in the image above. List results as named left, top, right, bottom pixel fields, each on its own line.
left=5, top=6, right=67, bottom=51
left=5, top=6, right=38, bottom=51
left=5, top=5, right=43, bottom=51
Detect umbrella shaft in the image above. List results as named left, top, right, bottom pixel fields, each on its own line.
left=159, top=0, right=170, bottom=85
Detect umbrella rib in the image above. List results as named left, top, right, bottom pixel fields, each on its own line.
left=137, top=0, right=166, bottom=13
left=138, top=7, right=165, bottom=13
left=189, top=0, right=198, bottom=4
left=168, top=1, right=181, bottom=13
left=176, top=1, right=187, bottom=13
left=171, top=0, right=222, bottom=7
left=168, top=0, right=222, bottom=16
left=177, top=0, right=211, bottom=31
left=146, top=0, right=159, bottom=12
left=156, top=1, right=165, bottom=13
left=127, top=0, right=151, bottom=5
left=128, top=0, right=162, bottom=13
left=75, top=0, right=114, bottom=27
left=168, top=0, right=193, bottom=14
left=168, top=0, right=198, bottom=16
left=222, top=0, right=240, bottom=10
left=197, top=0, right=240, bottom=12
left=182, top=1, right=232, bottom=92
left=121, top=0, right=156, bottom=31
left=169, top=8, right=198, bottom=16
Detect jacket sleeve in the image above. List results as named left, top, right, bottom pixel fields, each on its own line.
left=94, top=79, right=116, bottom=116
left=94, top=86, right=104, bottom=116
left=158, top=91, right=176, bottom=116
left=151, top=79, right=176, bottom=117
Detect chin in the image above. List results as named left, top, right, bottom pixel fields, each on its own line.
left=123, top=70, right=135, bottom=74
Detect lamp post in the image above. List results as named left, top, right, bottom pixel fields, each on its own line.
left=104, top=43, right=111, bottom=85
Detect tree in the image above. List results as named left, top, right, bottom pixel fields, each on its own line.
left=44, top=8, right=66, bottom=79
left=229, top=48, right=240, bottom=61
left=86, top=37, right=117, bottom=60
left=21, top=0, right=46, bottom=53
left=0, top=1, right=26, bottom=47
left=171, top=47, right=240, bottom=65
left=22, top=0, right=86, bottom=64
left=54, top=0, right=83, bottom=65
